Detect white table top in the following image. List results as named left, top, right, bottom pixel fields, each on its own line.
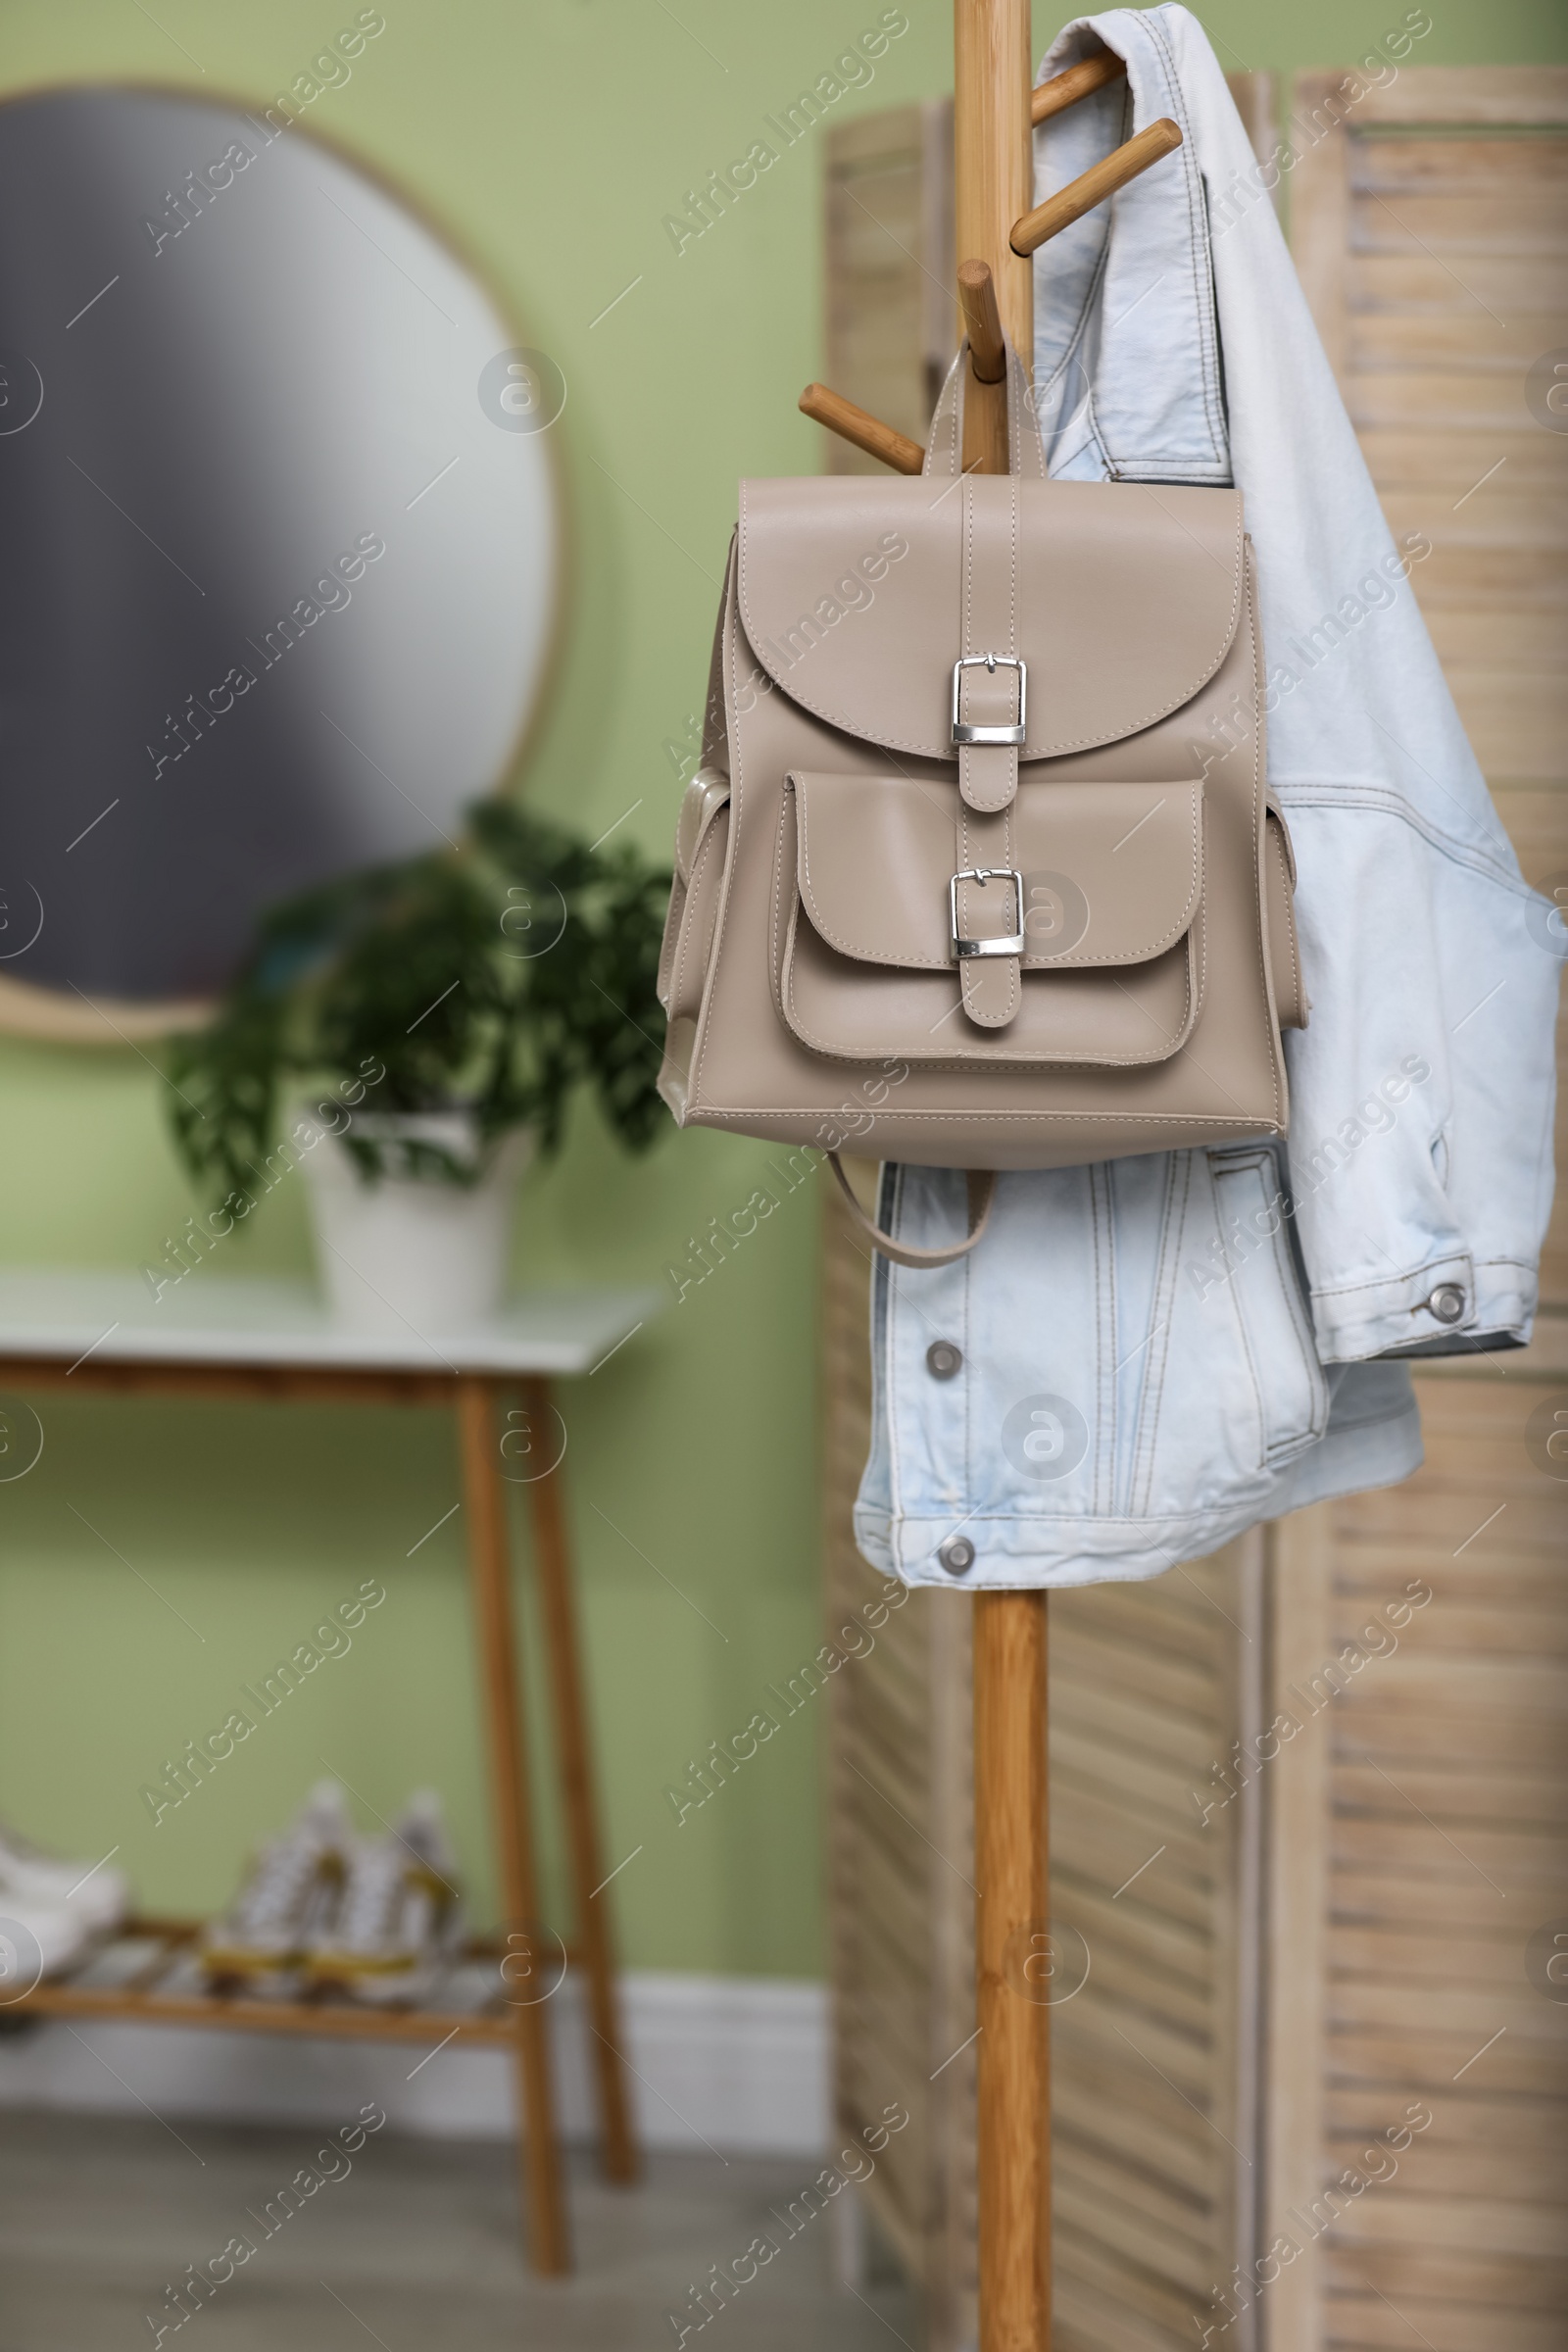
left=0, top=1267, right=662, bottom=1379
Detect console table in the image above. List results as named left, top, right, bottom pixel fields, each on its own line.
left=0, top=1266, right=662, bottom=2276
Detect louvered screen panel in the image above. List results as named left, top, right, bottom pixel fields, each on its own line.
left=821, top=102, right=954, bottom=476
left=1050, top=1551, right=1261, bottom=2352
left=1278, top=68, right=1568, bottom=2352
left=821, top=1171, right=978, bottom=2350
left=1320, top=1383, right=1568, bottom=2351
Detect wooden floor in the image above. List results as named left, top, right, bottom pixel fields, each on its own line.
left=0, top=2110, right=915, bottom=2352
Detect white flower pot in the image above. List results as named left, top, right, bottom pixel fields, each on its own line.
left=296, top=1108, right=532, bottom=1336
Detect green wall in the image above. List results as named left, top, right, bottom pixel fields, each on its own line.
left=1, top=0, right=1561, bottom=1980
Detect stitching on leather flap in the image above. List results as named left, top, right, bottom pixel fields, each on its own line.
left=789, top=772, right=1202, bottom=969
left=735, top=477, right=1244, bottom=762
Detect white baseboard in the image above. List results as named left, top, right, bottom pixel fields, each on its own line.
left=0, top=1971, right=829, bottom=2156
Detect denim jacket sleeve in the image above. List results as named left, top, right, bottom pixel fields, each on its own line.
left=1034, top=4, right=1562, bottom=1363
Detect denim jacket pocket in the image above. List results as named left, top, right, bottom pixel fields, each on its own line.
left=1205, top=1145, right=1329, bottom=1469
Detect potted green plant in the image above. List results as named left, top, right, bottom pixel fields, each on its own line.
left=164, top=800, right=669, bottom=1333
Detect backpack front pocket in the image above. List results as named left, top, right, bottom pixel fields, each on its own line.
left=774, top=769, right=1205, bottom=1067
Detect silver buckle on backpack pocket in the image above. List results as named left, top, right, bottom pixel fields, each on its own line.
left=951, top=653, right=1026, bottom=747
left=949, top=868, right=1026, bottom=958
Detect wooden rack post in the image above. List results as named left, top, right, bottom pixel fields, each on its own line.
left=953, top=8, right=1051, bottom=2345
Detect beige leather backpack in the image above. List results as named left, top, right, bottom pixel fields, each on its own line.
left=657, top=351, right=1306, bottom=1264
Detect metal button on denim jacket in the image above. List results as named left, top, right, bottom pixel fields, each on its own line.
left=855, top=1158, right=1424, bottom=1589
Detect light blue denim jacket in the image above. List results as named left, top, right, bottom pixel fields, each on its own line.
left=855, top=6, right=1562, bottom=1592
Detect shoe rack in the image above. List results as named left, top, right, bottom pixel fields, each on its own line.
left=0, top=1339, right=641, bottom=2279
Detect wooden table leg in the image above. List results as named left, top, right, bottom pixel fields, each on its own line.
left=457, top=1377, right=571, bottom=2275
left=520, top=1373, right=639, bottom=2184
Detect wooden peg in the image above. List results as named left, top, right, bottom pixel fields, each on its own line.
left=1010, top=116, right=1182, bottom=256
left=1030, top=49, right=1127, bottom=123
left=957, top=260, right=1006, bottom=385
left=798, top=382, right=924, bottom=475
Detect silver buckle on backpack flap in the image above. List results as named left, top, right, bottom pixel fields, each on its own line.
left=951, top=653, right=1026, bottom=747
left=949, top=868, right=1026, bottom=959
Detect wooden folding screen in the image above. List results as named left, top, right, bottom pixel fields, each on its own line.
left=821, top=67, right=1568, bottom=2352
left=1266, top=66, right=1568, bottom=2352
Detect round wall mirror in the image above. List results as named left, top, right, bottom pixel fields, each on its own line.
left=0, top=84, right=562, bottom=1038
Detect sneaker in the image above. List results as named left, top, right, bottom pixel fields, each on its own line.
left=200, top=1782, right=353, bottom=1992
left=0, top=1821, right=130, bottom=1937
left=305, top=1789, right=463, bottom=2005
left=0, top=1892, right=94, bottom=1992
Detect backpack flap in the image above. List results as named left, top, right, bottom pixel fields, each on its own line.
left=735, top=475, right=1244, bottom=765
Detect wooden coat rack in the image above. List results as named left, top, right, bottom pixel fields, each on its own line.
left=800, top=16, right=1181, bottom=2348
